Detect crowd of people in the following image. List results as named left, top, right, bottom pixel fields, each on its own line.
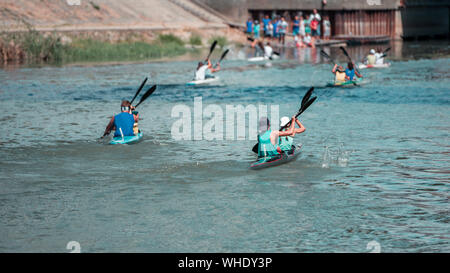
left=246, top=9, right=331, bottom=48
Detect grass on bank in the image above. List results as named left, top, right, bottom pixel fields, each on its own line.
left=64, top=34, right=187, bottom=63
left=0, top=32, right=188, bottom=64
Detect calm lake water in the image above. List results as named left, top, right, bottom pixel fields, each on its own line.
left=0, top=41, right=449, bottom=252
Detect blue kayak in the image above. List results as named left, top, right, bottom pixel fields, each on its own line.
left=110, top=132, right=143, bottom=145
left=250, top=144, right=301, bottom=170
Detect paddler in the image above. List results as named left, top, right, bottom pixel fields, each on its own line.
left=375, top=48, right=385, bottom=65
left=331, top=64, right=347, bottom=83
left=263, top=42, right=273, bottom=59
left=278, top=116, right=305, bottom=152
left=194, top=59, right=220, bottom=81
left=257, top=116, right=296, bottom=158
left=364, top=49, right=377, bottom=65
left=344, top=62, right=363, bottom=81
left=103, top=100, right=138, bottom=138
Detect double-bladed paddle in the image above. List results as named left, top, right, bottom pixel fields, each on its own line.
left=130, top=77, right=148, bottom=105
left=251, top=87, right=316, bottom=153
left=134, top=85, right=157, bottom=108
left=320, top=50, right=336, bottom=66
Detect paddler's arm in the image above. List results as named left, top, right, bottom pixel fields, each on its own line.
left=355, top=69, right=363, bottom=78
left=103, top=116, right=115, bottom=137
left=293, top=119, right=305, bottom=135
left=210, top=63, right=220, bottom=73
left=332, top=64, right=337, bottom=73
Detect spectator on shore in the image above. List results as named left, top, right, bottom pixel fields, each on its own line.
left=303, top=33, right=315, bottom=48
left=309, top=9, right=321, bottom=38
left=266, top=21, right=273, bottom=39
left=323, top=16, right=331, bottom=40
left=262, top=15, right=271, bottom=35
left=310, top=17, right=320, bottom=38
left=304, top=16, right=311, bottom=37
left=246, top=18, right=253, bottom=35
left=254, top=20, right=261, bottom=39
left=277, top=17, right=288, bottom=45
left=299, top=15, right=306, bottom=39
left=272, top=17, right=280, bottom=42
left=293, top=16, right=300, bottom=37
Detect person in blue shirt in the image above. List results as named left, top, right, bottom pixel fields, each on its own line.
left=292, top=16, right=300, bottom=37
left=103, top=100, right=139, bottom=138
left=246, top=18, right=253, bottom=35
left=272, top=17, right=279, bottom=40
left=345, top=62, right=363, bottom=81
left=262, top=15, right=271, bottom=37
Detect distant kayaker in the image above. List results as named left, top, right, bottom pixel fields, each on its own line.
left=279, top=116, right=305, bottom=152
left=257, top=116, right=296, bottom=158
left=375, top=48, right=385, bottom=64
left=344, top=62, right=363, bottom=81
left=103, top=100, right=139, bottom=138
left=264, top=42, right=273, bottom=59
left=365, top=49, right=377, bottom=65
left=331, top=64, right=347, bottom=83
left=194, top=59, right=220, bottom=81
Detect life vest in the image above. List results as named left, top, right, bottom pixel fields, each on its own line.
left=113, top=112, right=135, bottom=137
left=335, top=71, right=346, bottom=82
left=367, top=54, right=376, bottom=65
left=279, top=135, right=293, bottom=151
left=257, top=130, right=279, bottom=157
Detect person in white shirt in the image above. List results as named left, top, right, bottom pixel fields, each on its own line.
left=375, top=49, right=385, bottom=64
left=264, top=42, right=273, bottom=59
left=194, top=59, right=220, bottom=81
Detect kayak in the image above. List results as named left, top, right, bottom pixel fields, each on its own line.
left=247, top=55, right=279, bottom=62
left=358, top=63, right=391, bottom=69
left=248, top=56, right=269, bottom=62
left=110, top=132, right=143, bottom=145
left=250, top=144, right=301, bottom=170
left=186, top=76, right=220, bottom=86
left=326, top=78, right=363, bottom=87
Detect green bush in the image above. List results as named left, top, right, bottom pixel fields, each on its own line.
left=22, top=30, right=65, bottom=62
left=208, top=36, right=227, bottom=48
left=189, top=34, right=202, bottom=46
left=157, top=34, right=184, bottom=46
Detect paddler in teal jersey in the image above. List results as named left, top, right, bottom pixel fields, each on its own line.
left=257, top=116, right=296, bottom=158
left=278, top=116, right=305, bottom=152
left=102, top=100, right=139, bottom=138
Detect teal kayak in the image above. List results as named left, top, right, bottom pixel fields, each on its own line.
left=327, top=78, right=362, bottom=87
left=250, top=144, right=301, bottom=170
left=110, top=132, right=143, bottom=145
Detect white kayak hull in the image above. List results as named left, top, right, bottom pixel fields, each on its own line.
left=186, top=76, right=220, bottom=86
left=247, top=55, right=279, bottom=62
left=358, top=63, right=391, bottom=69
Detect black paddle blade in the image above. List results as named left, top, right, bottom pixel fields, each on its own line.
left=252, top=143, right=258, bottom=154
left=130, top=77, right=148, bottom=104
left=340, top=46, right=351, bottom=60
left=219, top=49, right=229, bottom=63
left=302, top=87, right=314, bottom=107
left=247, top=36, right=255, bottom=42
left=272, top=51, right=280, bottom=56
left=383, top=47, right=391, bottom=53
left=135, top=85, right=157, bottom=108
left=301, top=96, right=317, bottom=113
left=206, top=40, right=218, bottom=61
